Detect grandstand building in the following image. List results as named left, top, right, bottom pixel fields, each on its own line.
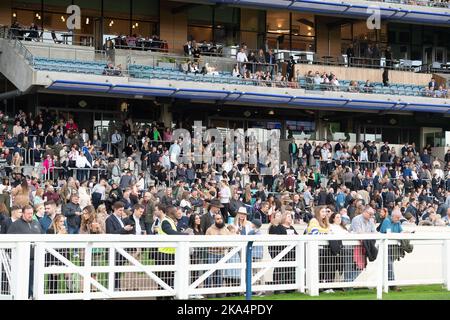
left=0, top=0, right=449, bottom=159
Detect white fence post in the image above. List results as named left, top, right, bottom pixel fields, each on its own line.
left=83, top=242, right=93, bottom=300
left=306, top=240, right=319, bottom=296
left=296, top=241, right=305, bottom=293
left=443, top=239, right=450, bottom=291
left=376, top=239, right=384, bottom=300
left=33, top=243, right=46, bottom=300
left=11, top=242, right=31, bottom=300
left=174, top=241, right=189, bottom=300
left=108, top=247, right=115, bottom=293
left=383, top=238, right=389, bottom=294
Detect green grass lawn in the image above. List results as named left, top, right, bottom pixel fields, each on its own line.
left=212, top=285, right=450, bottom=300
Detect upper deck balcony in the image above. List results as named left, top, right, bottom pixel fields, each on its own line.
left=203, top=0, right=450, bottom=25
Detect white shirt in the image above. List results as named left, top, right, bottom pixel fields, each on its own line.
left=222, top=160, right=233, bottom=173
left=81, top=132, right=89, bottom=142
left=360, top=150, right=369, bottom=161
left=220, top=186, right=231, bottom=204
left=92, top=184, right=106, bottom=200
left=237, top=52, right=248, bottom=63
left=75, top=155, right=92, bottom=168
left=133, top=215, right=142, bottom=235
left=313, top=75, right=322, bottom=84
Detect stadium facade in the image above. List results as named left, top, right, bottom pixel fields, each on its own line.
left=0, top=0, right=449, bottom=159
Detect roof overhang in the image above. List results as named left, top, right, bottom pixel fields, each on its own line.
left=45, top=80, right=450, bottom=114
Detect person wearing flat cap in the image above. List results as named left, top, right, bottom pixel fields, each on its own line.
left=200, top=198, right=223, bottom=235
left=233, top=206, right=252, bottom=235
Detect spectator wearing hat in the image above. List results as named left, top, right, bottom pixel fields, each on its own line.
left=200, top=198, right=223, bottom=235
left=233, top=207, right=252, bottom=235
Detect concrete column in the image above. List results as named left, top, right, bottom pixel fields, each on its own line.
left=160, top=103, right=173, bottom=128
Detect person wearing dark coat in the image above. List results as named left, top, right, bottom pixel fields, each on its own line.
left=62, top=194, right=82, bottom=234
left=200, top=199, right=223, bottom=234
left=7, top=205, right=43, bottom=298
left=317, top=188, right=328, bottom=206
left=105, top=202, right=134, bottom=234
left=122, top=204, right=146, bottom=235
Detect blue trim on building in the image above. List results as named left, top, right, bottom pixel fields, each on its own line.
left=45, top=80, right=449, bottom=113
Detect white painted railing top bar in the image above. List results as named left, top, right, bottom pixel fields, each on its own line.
left=0, top=234, right=449, bottom=300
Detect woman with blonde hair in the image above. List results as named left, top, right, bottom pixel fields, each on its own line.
left=79, top=205, right=103, bottom=234
left=78, top=180, right=91, bottom=210
left=33, top=203, right=45, bottom=221
left=307, top=205, right=333, bottom=285
left=306, top=205, right=330, bottom=235
left=33, top=188, right=45, bottom=206
left=233, top=207, right=252, bottom=235
left=12, top=179, right=30, bottom=207
left=12, top=152, right=22, bottom=174
left=47, top=214, right=68, bottom=234
left=95, top=204, right=108, bottom=232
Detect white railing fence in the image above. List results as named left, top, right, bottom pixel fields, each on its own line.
left=0, top=234, right=449, bottom=300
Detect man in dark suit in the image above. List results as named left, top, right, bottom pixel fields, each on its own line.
left=106, top=201, right=134, bottom=234
left=265, top=48, right=276, bottom=77
left=303, top=138, right=312, bottom=166
left=122, top=204, right=146, bottom=235
left=200, top=199, right=223, bottom=235
left=105, top=201, right=134, bottom=291
left=288, top=138, right=298, bottom=169
left=428, top=77, right=437, bottom=91
left=346, top=43, right=355, bottom=66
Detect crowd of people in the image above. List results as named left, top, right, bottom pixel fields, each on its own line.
left=425, top=77, right=449, bottom=98
left=0, top=109, right=449, bottom=296
left=108, top=34, right=168, bottom=52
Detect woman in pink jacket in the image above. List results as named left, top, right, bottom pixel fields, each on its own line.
left=42, top=154, right=55, bottom=179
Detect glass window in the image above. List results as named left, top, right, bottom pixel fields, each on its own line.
left=44, top=0, right=72, bottom=11
left=13, top=9, right=37, bottom=27
left=188, top=6, right=213, bottom=25
left=132, top=0, right=159, bottom=20
left=188, top=26, right=213, bottom=43
left=215, top=6, right=239, bottom=24
left=12, top=0, right=41, bottom=10
left=74, top=0, right=102, bottom=11
left=103, top=0, right=130, bottom=19
left=187, top=6, right=213, bottom=43
left=43, top=11, right=70, bottom=31
left=104, top=18, right=130, bottom=38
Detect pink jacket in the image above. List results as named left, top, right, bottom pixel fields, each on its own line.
left=42, top=158, right=54, bottom=174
